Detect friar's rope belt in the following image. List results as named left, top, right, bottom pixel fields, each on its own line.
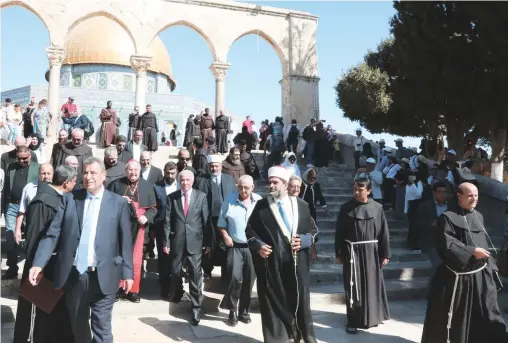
left=445, top=263, right=487, bottom=343
left=344, top=239, right=379, bottom=308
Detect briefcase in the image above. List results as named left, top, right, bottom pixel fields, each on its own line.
left=19, top=278, right=63, bottom=314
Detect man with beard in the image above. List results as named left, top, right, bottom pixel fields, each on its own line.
left=99, top=101, right=118, bottom=148
left=53, top=128, right=93, bottom=175
left=195, top=154, right=235, bottom=279
left=162, top=170, right=211, bottom=326
left=421, top=183, right=508, bottom=343
left=108, top=160, right=157, bottom=303
left=13, top=165, right=77, bottom=343
left=50, top=129, right=69, bottom=169
left=192, top=138, right=209, bottom=177
left=14, top=163, right=54, bottom=244
left=153, top=162, right=179, bottom=297
left=116, top=135, right=133, bottom=163
left=126, top=130, right=147, bottom=162
left=1, top=136, right=38, bottom=172
left=239, top=141, right=260, bottom=180
left=335, top=177, right=391, bottom=334
left=140, top=151, right=163, bottom=184
left=215, top=110, right=230, bottom=154
left=104, top=147, right=126, bottom=188
left=128, top=106, right=140, bottom=141
left=64, top=155, right=84, bottom=191
left=222, top=147, right=246, bottom=184
left=176, top=149, right=197, bottom=175
left=218, top=175, right=261, bottom=327
left=245, top=166, right=318, bottom=343
left=137, top=104, right=158, bottom=152
left=199, top=108, right=214, bottom=142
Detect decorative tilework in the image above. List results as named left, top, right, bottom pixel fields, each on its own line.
left=109, top=74, right=121, bottom=91
left=60, top=73, right=69, bottom=87
left=147, top=79, right=155, bottom=93
left=98, top=73, right=108, bottom=90
left=73, top=75, right=82, bottom=88
left=123, top=75, right=133, bottom=91
left=82, top=73, right=97, bottom=89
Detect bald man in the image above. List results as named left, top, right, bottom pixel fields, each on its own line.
left=53, top=128, right=93, bottom=175
left=422, top=183, right=508, bottom=343
left=1, top=136, right=38, bottom=171
left=14, top=163, right=54, bottom=243
left=65, top=155, right=84, bottom=190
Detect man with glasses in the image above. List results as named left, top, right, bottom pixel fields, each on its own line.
left=176, top=149, right=196, bottom=175
left=53, top=128, right=93, bottom=175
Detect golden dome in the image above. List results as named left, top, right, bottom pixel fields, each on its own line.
left=47, top=16, right=175, bottom=90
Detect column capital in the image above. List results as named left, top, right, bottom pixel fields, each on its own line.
left=209, top=62, right=231, bottom=82
left=130, top=55, right=153, bottom=73
left=46, top=47, right=66, bottom=67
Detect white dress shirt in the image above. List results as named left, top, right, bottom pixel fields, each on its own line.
left=181, top=188, right=193, bottom=209
left=353, top=136, right=366, bottom=152
left=383, top=164, right=401, bottom=180
left=74, top=187, right=105, bottom=268
left=142, top=166, right=151, bottom=181
left=212, top=173, right=222, bottom=187
left=368, top=170, right=383, bottom=200
left=405, top=181, right=423, bottom=214
left=277, top=196, right=294, bottom=235
left=132, top=142, right=141, bottom=162
left=165, top=181, right=179, bottom=196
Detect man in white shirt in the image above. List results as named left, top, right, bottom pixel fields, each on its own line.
left=353, top=128, right=366, bottom=171
left=14, top=163, right=54, bottom=243
left=140, top=151, right=163, bottom=184
left=355, top=158, right=383, bottom=203
left=126, top=130, right=147, bottom=162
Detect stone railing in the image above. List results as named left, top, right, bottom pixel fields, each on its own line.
left=335, top=133, right=381, bottom=169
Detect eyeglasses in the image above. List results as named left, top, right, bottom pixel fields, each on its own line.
left=179, top=157, right=191, bottom=161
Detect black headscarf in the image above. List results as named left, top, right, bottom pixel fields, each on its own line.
left=28, top=133, right=42, bottom=151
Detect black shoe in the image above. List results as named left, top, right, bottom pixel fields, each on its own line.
left=126, top=292, right=141, bottom=303
left=191, top=312, right=201, bottom=326
left=346, top=326, right=358, bottom=334
left=239, top=314, right=251, bottom=324
left=228, top=311, right=238, bottom=327
left=148, top=251, right=155, bottom=259
left=2, top=269, right=18, bottom=280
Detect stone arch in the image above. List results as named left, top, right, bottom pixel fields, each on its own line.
left=149, top=20, right=217, bottom=61
left=228, top=29, right=288, bottom=76
left=65, top=11, right=137, bottom=52
left=1, top=1, right=52, bottom=42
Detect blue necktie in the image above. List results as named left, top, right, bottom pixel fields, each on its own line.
left=278, top=202, right=292, bottom=237
left=76, top=196, right=97, bottom=274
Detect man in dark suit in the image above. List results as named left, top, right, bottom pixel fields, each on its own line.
left=162, top=169, right=211, bottom=326
left=140, top=151, right=163, bottom=184
left=153, top=162, right=179, bottom=297
left=417, top=180, right=448, bottom=295
left=125, top=130, right=147, bottom=162
left=29, top=157, right=134, bottom=343
left=195, top=154, right=236, bottom=278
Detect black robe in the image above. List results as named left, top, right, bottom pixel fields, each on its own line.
left=107, top=177, right=158, bottom=244
left=421, top=206, right=508, bottom=343
left=240, top=151, right=260, bottom=180
left=118, top=150, right=133, bottom=164
left=105, top=162, right=126, bottom=188
left=207, top=144, right=218, bottom=155
left=53, top=142, right=93, bottom=176
left=246, top=196, right=317, bottom=343
left=137, top=112, right=158, bottom=151
left=14, top=182, right=74, bottom=343
left=192, top=148, right=209, bottom=177
left=335, top=199, right=391, bottom=329
left=50, top=142, right=66, bottom=170
left=215, top=114, right=230, bottom=153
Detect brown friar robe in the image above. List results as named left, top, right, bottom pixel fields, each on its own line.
left=221, top=158, right=246, bottom=185
left=53, top=142, right=93, bottom=176
left=99, top=108, right=118, bottom=147
left=200, top=114, right=214, bottom=141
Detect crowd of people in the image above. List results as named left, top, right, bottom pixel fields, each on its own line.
left=1, top=101, right=507, bottom=343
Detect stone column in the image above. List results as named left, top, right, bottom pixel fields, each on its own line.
left=130, top=55, right=153, bottom=110
left=209, top=62, right=231, bottom=115
left=46, top=47, right=65, bottom=136
left=280, top=75, right=320, bottom=125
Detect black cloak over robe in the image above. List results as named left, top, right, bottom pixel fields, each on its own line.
left=421, top=205, right=508, bottom=343
left=246, top=196, right=318, bottom=343
left=14, top=182, right=74, bottom=343
left=240, top=151, right=261, bottom=180
left=192, top=148, right=209, bottom=177
left=53, top=142, right=93, bottom=175
left=107, top=177, right=158, bottom=243
left=137, top=112, right=158, bottom=152
left=105, top=161, right=126, bottom=188
left=215, top=114, right=230, bottom=153
left=335, top=198, right=391, bottom=329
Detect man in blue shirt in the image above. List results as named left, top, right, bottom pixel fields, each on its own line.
left=217, top=175, right=261, bottom=327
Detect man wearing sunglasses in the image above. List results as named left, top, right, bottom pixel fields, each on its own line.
left=176, top=149, right=197, bottom=176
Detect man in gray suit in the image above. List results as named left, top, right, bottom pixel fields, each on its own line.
left=29, top=157, right=134, bottom=343
left=163, top=169, right=211, bottom=326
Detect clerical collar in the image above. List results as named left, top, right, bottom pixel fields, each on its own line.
left=460, top=207, right=475, bottom=214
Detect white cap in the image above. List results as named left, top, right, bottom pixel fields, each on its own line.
left=268, top=166, right=291, bottom=183
left=383, top=147, right=393, bottom=152
left=366, top=158, right=377, bottom=164
left=355, top=127, right=362, bottom=132
left=447, top=149, right=457, bottom=156
left=409, top=147, right=418, bottom=153
left=207, top=155, right=222, bottom=164
left=395, top=138, right=403, bottom=143
left=379, top=139, right=385, bottom=143
left=401, top=158, right=411, bottom=164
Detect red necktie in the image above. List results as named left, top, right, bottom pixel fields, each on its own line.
left=184, top=192, right=189, bottom=216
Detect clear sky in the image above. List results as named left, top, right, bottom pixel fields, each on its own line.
left=0, top=0, right=421, bottom=149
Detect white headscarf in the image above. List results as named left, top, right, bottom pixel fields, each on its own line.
left=281, top=152, right=301, bottom=178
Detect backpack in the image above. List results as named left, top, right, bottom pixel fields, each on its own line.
left=83, top=116, right=94, bottom=139
left=288, top=125, right=299, bottom=141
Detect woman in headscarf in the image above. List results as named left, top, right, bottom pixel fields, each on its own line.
left=299, top=168, right=328, bottom=220
left=28, top=133, right=43, bottom=162
left=281, top=152, right=301, bottom=178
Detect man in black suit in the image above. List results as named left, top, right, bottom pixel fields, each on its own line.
left=163, top=169, right=211, bottom=326
left=153, top=162, right=179, bottom=297
left=195, top=154, right=236, bottom=278
left=125, top=130, right=147, bottom=162
left=29, top=157, right=134, bottom=343
left=140, top=151, right=163, bottom=184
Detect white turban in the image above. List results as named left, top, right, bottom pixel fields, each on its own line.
left=268, top=166, right=290, bottom=183
left=207, top=155, right=222, bottom=164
